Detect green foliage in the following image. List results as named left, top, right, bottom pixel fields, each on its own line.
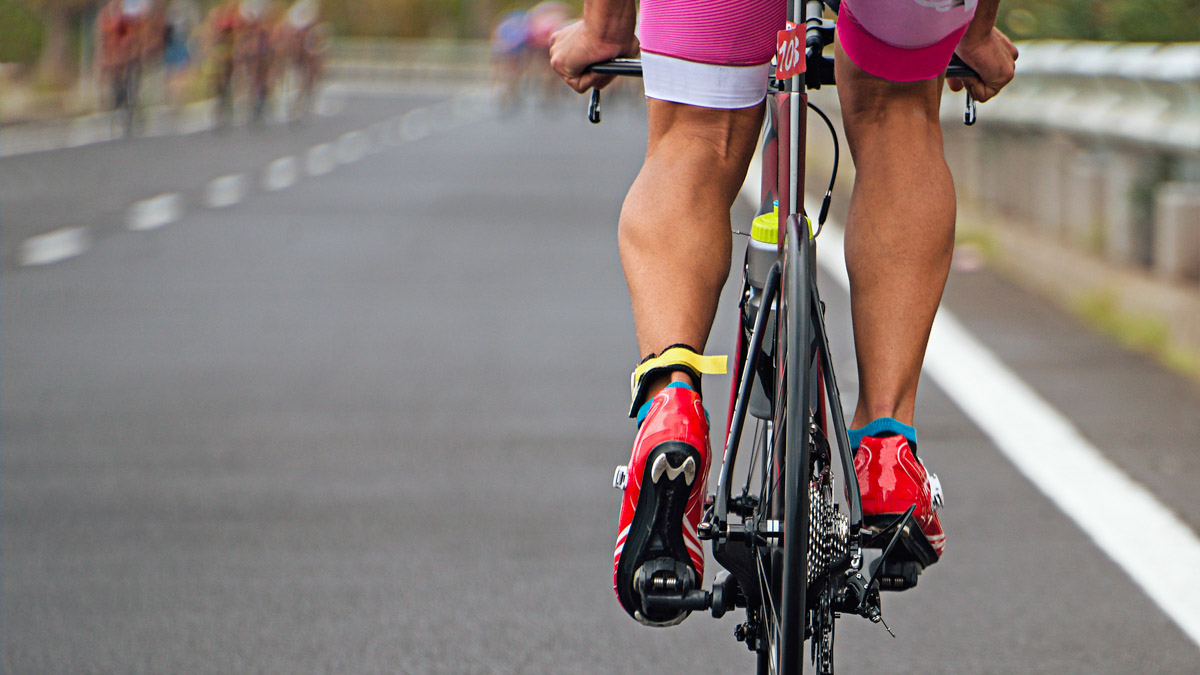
left=1002, top=0, right=1200, bottom=42
left=0, top=0, right=45, bottom=64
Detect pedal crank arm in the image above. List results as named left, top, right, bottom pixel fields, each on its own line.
left=642, top=589, right=712, bottom=613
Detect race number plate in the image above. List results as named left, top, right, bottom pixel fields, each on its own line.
left=776, top=22, right=806, bottom=80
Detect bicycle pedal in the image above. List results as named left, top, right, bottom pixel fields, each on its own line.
left=872, top=559, right=921, bottom=591
left=634, top=559, right=710, bottom=615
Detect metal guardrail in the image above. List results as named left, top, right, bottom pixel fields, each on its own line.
left=964, top=40, right=1200, bottom=155
left=326, top=38, right=492, bottom=82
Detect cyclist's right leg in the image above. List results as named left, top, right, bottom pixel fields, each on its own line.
left=832, top=0, right=978, bottom=564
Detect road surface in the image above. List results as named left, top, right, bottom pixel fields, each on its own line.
left=3, top=84, right=1198, bottom=673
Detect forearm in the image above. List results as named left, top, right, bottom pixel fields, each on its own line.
left=963, top=0, right=1001, bottom=45
left=583, top=0, right=637, bottom=44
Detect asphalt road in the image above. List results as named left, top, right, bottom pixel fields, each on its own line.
left=3, top=84, right=1198, bottom=673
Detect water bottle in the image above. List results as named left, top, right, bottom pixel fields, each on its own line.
left=746, top=202, right=779, bottom=292
left=743, top=202, right=779, bottom=420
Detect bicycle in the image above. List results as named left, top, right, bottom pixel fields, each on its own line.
left=108, top=54, right=142, bottom=139
left=585, top=1, right=978, bottom=672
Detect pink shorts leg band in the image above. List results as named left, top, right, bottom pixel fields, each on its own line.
left=838, top=1, right=974, bottom=82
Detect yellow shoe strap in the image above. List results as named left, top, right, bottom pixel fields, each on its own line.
left=629, top=347, right=727, bottom=416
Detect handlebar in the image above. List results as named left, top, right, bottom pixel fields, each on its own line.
left=583, top=56, right=979, bottom=88
left=581, top=5, right=982, bottom=126
left=586, top=58, right=643, bottom=78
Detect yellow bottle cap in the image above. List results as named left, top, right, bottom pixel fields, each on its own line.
left=751, top=207, right=779, bottom=245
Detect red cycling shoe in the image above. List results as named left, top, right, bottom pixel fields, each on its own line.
left=612, top=384, right=712, bottom=626
left=855, top=433, right=946, bottom=568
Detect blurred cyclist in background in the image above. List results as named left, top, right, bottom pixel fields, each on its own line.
left=524, top=2, right=571, bottom=104
left=161, top=0, right=199, bottom=110
left=235, top=0, right=276, bottom=123
left=97, top=0, right=155, bottom=132
left=205, top=0, right=243, bottom=126
left=490, top=9, right=528, bottom=110
left=279, top=0, right=327, bottom=120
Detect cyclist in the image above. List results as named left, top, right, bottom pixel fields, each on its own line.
left=97, top=0, right=152, bottom=116
left=205, top=0, right=243, bottom=124
left=550, top=0, right=1017, bottom=625
left=281, top=0, right=326, bottom=119
left=490, top=9, right=529, bottom=109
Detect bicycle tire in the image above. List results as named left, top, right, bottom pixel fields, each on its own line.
left=757, top=213, right=813, bottom=674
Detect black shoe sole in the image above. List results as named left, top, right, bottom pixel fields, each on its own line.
left=614, top=441, right=702, bottom=626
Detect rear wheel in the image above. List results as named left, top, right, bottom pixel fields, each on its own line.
left=755, top=214, right=813, bottom=674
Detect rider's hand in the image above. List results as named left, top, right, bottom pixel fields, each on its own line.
left=948, top=27, right=1018, bottom=103
left=549, top=20, right=638, bottom=94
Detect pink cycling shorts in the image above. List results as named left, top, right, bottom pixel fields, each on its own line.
left=639, top=0, right=978, bottom=108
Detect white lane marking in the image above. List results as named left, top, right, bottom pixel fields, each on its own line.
left=739, top=157, right=1200, bottom=649
left=336, top=130, right=368, bottom=164
left=306, top=143, right=335, bottom=176
left=925, top=302, right=1200, bottom=650
left=263, top=156, right=299, bottom=192
left=127, top=193, right=183, bottom=231
left=19, top=227, right=91, bottom=266
left=205, top=173, right=246, bottom=208
left=399, top=108, right=434, bottom=141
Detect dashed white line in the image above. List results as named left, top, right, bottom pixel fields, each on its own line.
left=127, top=193, right=183, bottom=231
left=205, top=173, right=246, bottom=208
left=306, top=143, right=335, bottom=176
left=19, top=227, right=91, bottom=266
left=336, top=131, right=368, bottom=164
left=263, top=156, right=299, bottom=192
left=399, top=109, right=434, bottom=141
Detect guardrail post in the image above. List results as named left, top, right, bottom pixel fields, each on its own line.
left=1154, top=182, right=1200, bottom=283
left=1065, top=150, right=1106, bottom=252
left=1103, top=151, right=1154, bottom=267
left=1037, top=134, right=1073, bottom=237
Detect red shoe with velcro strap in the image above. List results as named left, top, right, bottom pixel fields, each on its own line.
left=854, top=434, right=946, bottom=568
left=612, top=384, right=712, bottom=626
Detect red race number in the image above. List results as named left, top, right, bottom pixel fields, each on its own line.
left=776, top=22, right=805, bottom=80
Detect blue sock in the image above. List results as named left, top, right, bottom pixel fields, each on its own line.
left=635, top=382, right=698, bottom=428
left=847, top=417, right=918, bottom=450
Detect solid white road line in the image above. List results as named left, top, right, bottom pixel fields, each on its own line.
left=127, top=193, right=183, bottom=231
left=205, top=173, right=247, bottom=208
left=738, top=159, right=1200, bottom=649
left=263, top=156, right=299, bottom=192
left=19, top=227, right=91, bottom=266
left=925, top=297, right=1200, bottom=650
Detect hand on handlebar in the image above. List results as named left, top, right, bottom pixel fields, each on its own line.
left=948, top=27, right=1018, bottom=103
left=549, top=20, right=640, bottom=94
